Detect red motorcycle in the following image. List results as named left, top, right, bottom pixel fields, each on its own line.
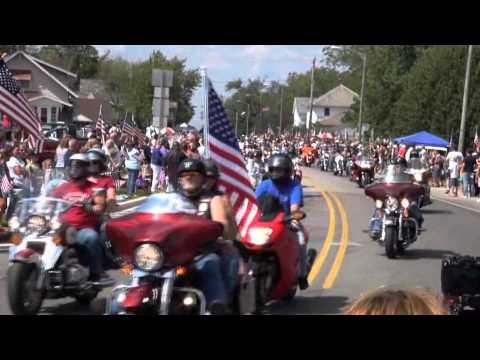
left=365, top=165, right=425, bottom=259
left=239, top=195, right=317, bottom=311
left=104, top=193, right=256, bottom=315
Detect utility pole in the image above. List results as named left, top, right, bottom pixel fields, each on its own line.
left=235, top=111, right=239, bottom=137
left=279, top=86, right=284, bottom=135
left=358, top=53, right=367, bottom=145
left=459, top=45, right=473, bottom=153
left=307, top=57, right=316, bottom=144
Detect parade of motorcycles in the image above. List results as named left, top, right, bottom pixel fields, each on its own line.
left=2, top=45, right=480, bottom=316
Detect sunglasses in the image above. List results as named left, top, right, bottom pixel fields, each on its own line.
left=179, top=171, right=202, bottom=178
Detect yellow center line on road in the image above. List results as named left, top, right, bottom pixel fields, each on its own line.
left=307, top=191, right=336, bottom=285
left=323, top=191, right=350, bottom=289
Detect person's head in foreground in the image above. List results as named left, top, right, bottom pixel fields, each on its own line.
left=343, top=287, right=447, bottom=315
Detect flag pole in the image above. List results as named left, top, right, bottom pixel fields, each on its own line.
left=201, top=67, right=210, bottom=159
left=99, top=104, right=104, bottom=145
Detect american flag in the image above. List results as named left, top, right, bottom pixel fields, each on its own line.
left=96, top=104, right=106, bottom=144
left=1, top=173, right=13, bottom=196
left=0, top=58, right=44, bottom=152
left=122, top=114, right=146, bottom=146
left=206, top=79, right=259, bottom=240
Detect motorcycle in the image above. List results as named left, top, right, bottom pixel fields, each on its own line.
left=239, top=195, right=317, bottom=311
left=104, top=193, right=256, bottom=315
left=365, top=165, right=425, bottom=259
left=6, top=197, right=112, bottom=315
left=320, top=153, right=330, bottom=172
left=333, top=155, right=345, bottom=176
left=303, top=153, right=314, bottom=168
left=351, top=158, right=375, bottom=188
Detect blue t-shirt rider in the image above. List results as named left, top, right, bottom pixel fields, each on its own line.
left=255, top=154, right=309, bottom=290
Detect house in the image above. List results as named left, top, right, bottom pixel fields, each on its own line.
left=293, top=84, right=359, bottom=134
left=4, top=51, right=79, bottom=126
left=75, top=79, right=116, bottom=127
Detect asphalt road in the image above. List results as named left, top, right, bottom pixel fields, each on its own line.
left=1, top=168, right=478, bottom=315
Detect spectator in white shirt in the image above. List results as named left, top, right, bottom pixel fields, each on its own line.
left=6, top=144, right=27, bottom=192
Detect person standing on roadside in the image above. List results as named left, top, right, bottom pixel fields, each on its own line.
left=462, top=148, right=475, bottom=198
left=166, top=142, right=187, bottom=192
left=124, top=137, right=143, bottom=196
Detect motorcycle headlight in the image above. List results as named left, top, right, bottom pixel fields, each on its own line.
left=8, top=216, right=20, bottom=231
left=134, top=244, right=164, bottom=272
left=401, top=198, right=410, bottom=209
left=414, top=173, right=422, bottom=182
left=50, top=216, right=62, bottom=231
left=385, top=196, right=399, bottom=211
left=375, top=200, right=383, bottom=209
left=248, top=227, right=273, bottom=246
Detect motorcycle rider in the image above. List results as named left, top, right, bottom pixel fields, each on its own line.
left=177, top=158, right=240, bottom=314
left=49, top=153, right=113, bottom=286
left=255, top=154, right=309, bottom=290
left=86, top=149, right=117, bottom=214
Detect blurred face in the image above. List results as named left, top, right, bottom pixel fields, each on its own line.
left=179, top=171, right=204, bottom=193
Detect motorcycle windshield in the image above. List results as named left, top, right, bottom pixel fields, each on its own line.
left=376, top=165, right=414, bottom=184
left=135, top=193, right=198, bottom=215
left=14, top=197, right=72, bottom=224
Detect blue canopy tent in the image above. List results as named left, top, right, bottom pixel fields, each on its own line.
left=394, top=131, right=449, bottom=148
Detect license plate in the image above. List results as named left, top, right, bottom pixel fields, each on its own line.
left=27, top=241, right=46, bottom=254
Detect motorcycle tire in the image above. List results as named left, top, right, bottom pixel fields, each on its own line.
left=361, top=174, right=371, bottom=188
left=385, top=227, right=398, bottom=259
left=7, top=263, right=45, bottom=315
left=74, top=289, right=99, bottom=306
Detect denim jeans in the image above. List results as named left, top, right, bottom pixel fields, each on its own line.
left=193, top=253, right=228, bottom=306
left=220, top=251, right=240, bottom=300
left=127, top=169, right=139, bottom=195
left=463, top=172, right=473, bottom=197
left=76, top=228, right=104, bottom=275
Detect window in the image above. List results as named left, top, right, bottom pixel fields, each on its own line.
left=40, top=108, right=48, bottom=123
left=51, top=107, right=57, bottom=122
left=18, top=80, right=30, bottom=90
left=324, top=107, right=330, bottom=117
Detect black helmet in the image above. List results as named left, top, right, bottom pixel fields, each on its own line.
left=203, top=159, right=220, bottom=179
left=68, top=153, right=89, bottom=180
left=267, top=154, right=293, bottom=181
left=177, top=158, right=207, bottom=177
left=177, top=159, right=207, bottom=199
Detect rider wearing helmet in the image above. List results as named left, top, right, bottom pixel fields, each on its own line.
left=177, top=158, right=239, bottom=314
left=255, top=154, right=309, bottom=290
left=87, top=148, right=117, bottom=213
left=49, top=153, right=112, bottom=285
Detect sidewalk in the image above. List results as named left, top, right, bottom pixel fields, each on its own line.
left=430, top=186, right=480, bottom=213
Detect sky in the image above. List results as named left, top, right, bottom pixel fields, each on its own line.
left=94, top=45, right=328, bottom=128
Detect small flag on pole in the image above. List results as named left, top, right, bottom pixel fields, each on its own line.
left=96, top=104, right=106, bottom=144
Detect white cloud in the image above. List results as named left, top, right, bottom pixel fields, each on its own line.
left=94, top=45, right=127, bottom=56
left=242, top=45, right=272, bottom=75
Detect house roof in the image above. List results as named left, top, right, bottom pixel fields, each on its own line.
left=4, top=51, right=78, bottom=99
left=314, top=84, right=359, bottom=107
left=28, top=87, right=73, bottom=107
left=74, top=98, right=114, bottom=124
left=26, top=54, right=77, bottom=79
